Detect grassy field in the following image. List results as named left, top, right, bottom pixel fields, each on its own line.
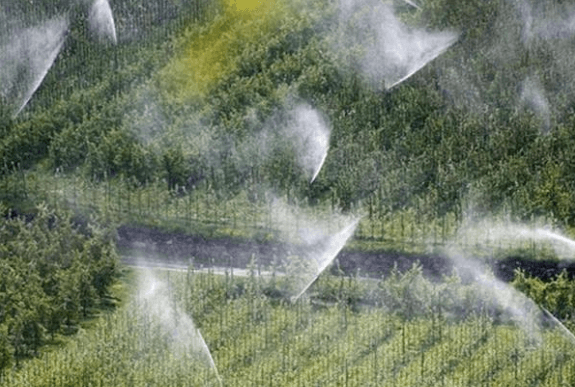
left=2, top=267, right=575, bottom=386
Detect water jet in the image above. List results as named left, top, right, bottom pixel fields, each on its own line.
left=400, top=0, right=421, bottom=10
left=88, top=0, right=117, bottom=44
left=138, top=269, right=222, bottom=386
left=292, top=218, right=360, bottom=301
left=338, top=1, right=458, bottom=90
left=0, top=16, right=69, bottom=116
left=541, top=307, right=575, bottom=345
left=288, top=104, right=331, bottom=183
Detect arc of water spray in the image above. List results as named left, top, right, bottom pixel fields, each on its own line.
left=288, top=104, right=330, bottom=184
left=138, top=269, right=222, bottom=386
left=384, top=34, right=458, bottom=90
left=534, top=228, right=575, bottom=254
left=341, top=1, right=458, bottom=91
left=195, top=330, right=222, bottom=387
left=401, top=0, right=421, bottom=10
left=89, top=0, right=117, bottom=44
left=12, top=17, right=69, bottom=116
left=541, top=307, right=575, bottom=345
left=449, top=219, right=575, bottom=346
left=444, top=244, right=545, bottom=340
left=292, top=218, right=360, bottom=301
left=310, top=146, right=328, bottom=183
left=458, top=220, right=575, bottom=261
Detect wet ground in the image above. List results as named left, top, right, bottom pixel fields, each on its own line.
left=117, top=225, right=575, bottom=282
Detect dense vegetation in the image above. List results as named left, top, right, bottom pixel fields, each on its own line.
left=3, top=0, right=575, bottom=383
left=3, top=0, right=575, bottom=228
left=2, top=267, right=575, bottom=386
left=513, top=269, right=575, bottom=321
left=0, top=204, right=119, bottom=373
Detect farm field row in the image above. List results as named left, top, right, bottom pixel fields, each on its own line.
left=2, top=268, right=574, bottom=386
left=4, top=0, right=575, bottom=384
left=6, top=168, right=571, bottom=260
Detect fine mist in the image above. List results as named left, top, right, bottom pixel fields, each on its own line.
left=444, top=245, right=543, bottom=340
left=292, top=218, right=360, bottom=300
left=284, top=104, right=330, bottom=183
left=453, top=216, right=575, bottom=261
left=88, top=0, right=117, bottom=44
left=520, top=76, right=551, bottom=133
left=337, top=0, right=458, bottom=90
left=439, top=0, right=575, bottom=118
left=0, top=16, right=68, bottom=115
left=518, top=0, right=575, bottom=44
left=443, top=213, right=575, bottom=344
left=136, top=269, right=221, bottom=382
left=269, top=197, right=359, bottom=299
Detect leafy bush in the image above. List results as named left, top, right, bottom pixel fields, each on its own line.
left=513, top=269, right=575, bottom=320
left=0, top=203, right=119, bottom=368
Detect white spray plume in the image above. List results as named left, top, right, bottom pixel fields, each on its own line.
left=453, top=216, right=575, bottom=261
left=285, top=104, right=331, bottom=183
left=269, top=195, right=358, bottom=245
left=477, top=0, right=575, bottom=118
left=518, top=0, right=575, bottom=44
left=534, top=228, right=575, bottom=258
left=445, top=245, right=542, bottom=339
left=89, top=0, right=117, bottom=44
left=137, top=269, right=222, bottom=384
left=520, top=76, right=551, bottom=133
left=292, top=218, right=360, bottom=301
left=517, top=0, right=535, bottom=44
left=541, top=307, right=575, bottom=345
left=338, top=0, right=458, bottom=90
left=400, top=0, right=421, bottom=11
left=444, top=205, right=575, bottom=343
left=443, top=212, right=575, bottom=345
left=0, top=16, right=68, bottom=116
left=436, top=0, right=575, bottom=116
left=268, top=197, right=359, bottom=299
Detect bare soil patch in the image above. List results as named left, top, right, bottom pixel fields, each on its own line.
left=117, top=225, right=575, bottom=282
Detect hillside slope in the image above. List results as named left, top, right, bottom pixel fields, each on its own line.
left=2, top=0, right=575, bottom=229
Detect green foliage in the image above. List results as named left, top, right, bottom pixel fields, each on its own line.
left=162, top=147, right=191, bottom=191
left=422, top=0, right=503, bottom=42
left=5, top=1, right=575, bottom=382
left=5, top=0, right=575, bottom=247
left=0, top=204, right=119, bottom=369
left=3, top=267, right=575, bottom=386
left=513, top=269, right=575, bottom=320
